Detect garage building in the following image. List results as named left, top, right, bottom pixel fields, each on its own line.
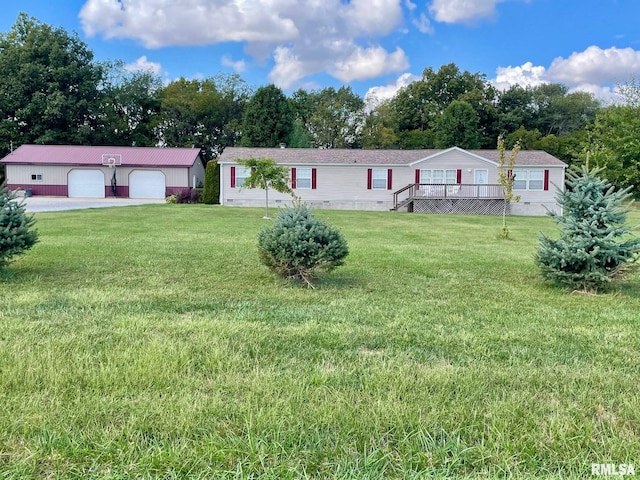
left=0, top=145, right=205, bottom=199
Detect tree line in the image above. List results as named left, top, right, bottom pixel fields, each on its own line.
left=1, top=14, right=639, bottom=193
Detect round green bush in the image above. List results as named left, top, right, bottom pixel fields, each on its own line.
left=257, top=204, right=348, bottom=286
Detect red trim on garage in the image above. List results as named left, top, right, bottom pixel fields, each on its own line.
left=6, top=184, right=68, bottom=196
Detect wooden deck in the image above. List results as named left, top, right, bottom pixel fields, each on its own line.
left=392, top=183, right=507, bottom=215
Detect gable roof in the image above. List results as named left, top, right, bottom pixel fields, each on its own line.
left=0, top=145, right=203, bottom=167
left=218, top=147, right=566, bottom=167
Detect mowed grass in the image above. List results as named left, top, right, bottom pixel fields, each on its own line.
left=1, top=205, right=639, bottom=479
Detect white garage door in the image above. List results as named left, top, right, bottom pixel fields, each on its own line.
left=129, top=170, right=166, bottom=199
left=68, top=169, right=105, bottom=198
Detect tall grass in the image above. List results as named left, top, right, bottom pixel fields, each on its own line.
left=1, top=205, right=639, bottom=478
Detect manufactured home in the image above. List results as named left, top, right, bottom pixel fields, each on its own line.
left=218, top=147, right=566, bottom=216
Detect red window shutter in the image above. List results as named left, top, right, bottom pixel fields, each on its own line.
left=231, top=166, right=236, bottom=188
left=507, top=169, right=513, bottom=179
left=415, top=169, right=420, bottom=184
left=291, top=167, right=297, bottom=189
left=544, top=169, right=550, bottom=190
left=367, top=168, right=372, bottom=189
left=387, top=169, right=393, bottom=190
left=456, top=169, right=462, bottom=184
left=311, top=168, right=317, bottom=189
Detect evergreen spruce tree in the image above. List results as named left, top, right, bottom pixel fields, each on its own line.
left=258, top=202, right=348, bottom=287
left=535, top=166, right=640, bottom=291
left=0, top=185, right=38, bottom=268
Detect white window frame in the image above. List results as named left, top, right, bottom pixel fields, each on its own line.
left=295, top=168, right=312, bottom=189
left=420, top=169, right=457, bottom=184
left=419, top=169, right=432, bottom=184
left=235, top=166, right=250, bottom=188
left=528, top=170, right=544, bottom=190
left=513, top=169, right=543, bottom=191
left=371, top=169, right=387, bottom=189
left=31, top=174, right=43, bottom=181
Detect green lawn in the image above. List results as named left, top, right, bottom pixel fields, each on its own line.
left=1, top=205, right=639, bottom=479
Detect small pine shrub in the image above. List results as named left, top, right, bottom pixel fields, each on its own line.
left=0, top=185, right=38, bottom=268
left=535, top=166, right=640, bottom=292
left=257, top=203, right=348, bottom=287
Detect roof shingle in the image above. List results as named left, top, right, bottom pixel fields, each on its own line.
left=218, top=147, right=566, bottom=167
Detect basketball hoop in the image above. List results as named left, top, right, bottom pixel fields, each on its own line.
left=102, top=154, right=121, bottom=196
left=101, top=154, right=122, bottom=167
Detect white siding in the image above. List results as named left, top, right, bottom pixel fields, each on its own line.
left=5, top=165, right=190, bottom=187
left=5, top=164, right=71, bottom=186
left=219, top=149, right=565, bottom=216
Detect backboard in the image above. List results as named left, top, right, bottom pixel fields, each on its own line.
left=101, top=154, right=122, bottom=167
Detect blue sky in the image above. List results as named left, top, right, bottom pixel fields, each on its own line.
left=2, top=0, right=639, bottom=103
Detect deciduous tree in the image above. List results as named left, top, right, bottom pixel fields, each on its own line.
left=159, top=74, right=250, bottom=162
left=95, top=61, right=163, bottom=147
left=434, top=100, right=480, bottom=149
left=0, top=14, right=103, bottom=152
left=241, top=84, right=293, bottom=147
left=305, top=87, right=365, bottom=149
left=496, top=135, right=521, bottom=238
left=237, top=158, right=292, bottom=218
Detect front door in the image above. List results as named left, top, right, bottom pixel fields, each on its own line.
left=474, top=169, right=488, bottom=197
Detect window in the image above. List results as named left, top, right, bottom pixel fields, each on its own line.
left=513, top=169, right=545, bottom=190
left=31, top=174, right=43, bottom=181
left=512, top=169, right=527, bottom=190
left=529, top=170, right=544, bottom=190
left=371, top=169, right=388, bottom=189
left=235, top=166, right=250, bottom=188
left=295, top=168, right=312, bottom=189
left=419, top=169, right=457, bottom=184
left=419, top=170, right=432, bottom=184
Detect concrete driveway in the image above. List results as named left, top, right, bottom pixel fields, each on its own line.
left=20, top=196, right=166, bottom=213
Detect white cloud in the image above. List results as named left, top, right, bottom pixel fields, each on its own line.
left=547, top=46, right=640, bottom=85
left=79, top=0, right=408, bottom=88
left=79, top=0, right=298, bottom=47
left=331, top=47, right=409, bottom=83
left=124, top=56, right=162, bottom=75
left=569, top=83, right=618, bottom=105
left=413, top=13, right=435, bottom=34
left=404, top=0, right=418, bottom=11
left=269, top=46, right=307, bottom=88
left=365, top=72, right=420, bottom=108
left=492, top=61, right=547, bottom=90
left=221, top=55, right=247, bottom=73
left=428, top=0, right=504, bottom=24
left=490, top=46, right=640, bottom=103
